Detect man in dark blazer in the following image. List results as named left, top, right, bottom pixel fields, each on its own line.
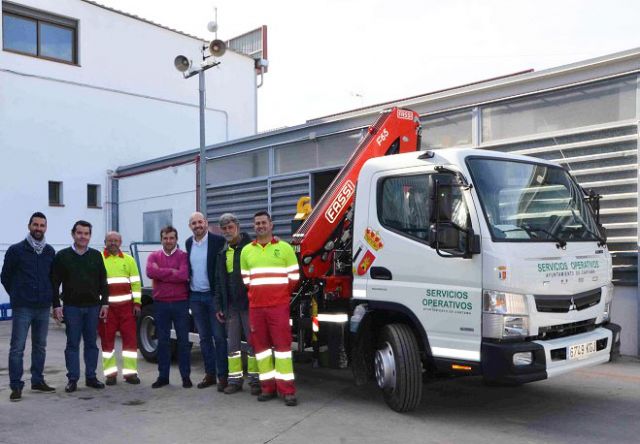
left=186, top=212, right=228, bottom=390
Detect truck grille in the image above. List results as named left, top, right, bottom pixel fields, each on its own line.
left=534, top=288, right=601, bottom=313
left=537, top=318, right=597, bottom=340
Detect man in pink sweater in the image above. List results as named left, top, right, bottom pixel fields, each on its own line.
left=146, top=225, right=191, bottom=389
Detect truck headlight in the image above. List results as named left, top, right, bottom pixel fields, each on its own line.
left=602, top=283, right=614, bottom=322
left=482, top=290, right=529, bottom=339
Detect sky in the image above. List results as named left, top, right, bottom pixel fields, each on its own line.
left=97, top=0, right=640, bottom=132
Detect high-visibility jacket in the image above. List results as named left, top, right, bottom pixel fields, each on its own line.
left=240, top=237, right=299, bottom=308
left=102, top=250, right=141, bottom=305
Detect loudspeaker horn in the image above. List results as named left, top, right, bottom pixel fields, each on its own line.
left=174, top=55, right=191, bottom=73
left=209, top=39, right=226, bottom=57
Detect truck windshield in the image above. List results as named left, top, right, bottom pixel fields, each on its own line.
left=466, top=157, right=602, bottom=243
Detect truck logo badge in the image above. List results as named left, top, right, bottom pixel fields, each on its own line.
left=568, top=297, right=577, bottom=311
left=325, top=180, right=355, bottom=223
left=357, top=250, right=376, bottom=276
left=496, top=265, right=507, bottom=281
left=364, top=227, right=384, bottom=251
left=396, top=109, right=414, bottom=120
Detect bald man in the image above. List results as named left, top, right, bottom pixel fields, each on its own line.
left=99, top=231, right=142, bottom=385
left=186, top=212, right=228, bottom=390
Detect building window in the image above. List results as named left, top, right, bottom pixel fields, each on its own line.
left=2, top=2, right=78, bottom=64
left=143, top=210, right=173, bottom=243
left=87, top=184, right=101, bottom=208
left=48, top=181, right=63, bottom=206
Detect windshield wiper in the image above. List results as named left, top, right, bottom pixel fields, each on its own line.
left=563, top=208, right=607, bottom=246
left=519, top=224, right=567, bottom=249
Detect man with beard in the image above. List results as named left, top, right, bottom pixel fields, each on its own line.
left=2, top=212, right=56, bottom=401
left=185, top=212, right=227, bottom=390
left=240, top=211, right=300, bottom=406
left=214, top=213, right=259, bottom=395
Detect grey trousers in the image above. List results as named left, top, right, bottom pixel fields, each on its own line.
left=226, top=307, right=258, bottom=384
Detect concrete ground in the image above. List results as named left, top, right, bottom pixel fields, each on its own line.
left=1, top=320, right=639, bottom=444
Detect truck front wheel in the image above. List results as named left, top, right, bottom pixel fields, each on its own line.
left=375, top=323, right=423, bottom=412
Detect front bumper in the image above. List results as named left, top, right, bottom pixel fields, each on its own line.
left=481, top=323, right=620, bottom=384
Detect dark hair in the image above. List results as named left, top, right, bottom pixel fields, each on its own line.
left=71, top=220, right=92, bottom=234
left=160, top=225, right=178, bottom=240
left=28, top=212, right=47, bottom=225
left=253, top=210, right=271, bottom=221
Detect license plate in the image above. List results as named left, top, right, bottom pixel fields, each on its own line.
left=568, top=341, right=597, bottom=360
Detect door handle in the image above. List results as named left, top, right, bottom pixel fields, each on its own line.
left=370, top=266, right=392, bottom=280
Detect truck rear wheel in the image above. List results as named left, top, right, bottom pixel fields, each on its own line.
left=137, top=304, right=158, bottom=362
left=375, top=323, right=423, bottom=412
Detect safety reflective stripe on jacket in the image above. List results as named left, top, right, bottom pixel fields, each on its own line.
left=102, top=251, right=142, bottom=305
left=240, top=238, right=299, bottom=308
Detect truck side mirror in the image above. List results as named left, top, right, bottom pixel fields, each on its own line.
left=429, top=223, right=459, bottom=250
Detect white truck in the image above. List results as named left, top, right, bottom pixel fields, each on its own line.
left=290, top=107, right=621, bottom=412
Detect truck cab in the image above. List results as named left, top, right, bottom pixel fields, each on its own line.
left=345, top=148, right=620, bottom=411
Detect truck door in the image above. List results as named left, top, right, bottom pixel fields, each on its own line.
left=360, top=169, right=483, bottom=365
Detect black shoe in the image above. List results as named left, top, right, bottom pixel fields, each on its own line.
left=124, top=375, right=140, bottom=385
left=197, top=374, right=215, bottom=389
left=151, top=378, right=169, bottom=389
left=86, top=378, right=105, bottom=389
left=216, top=377, right=228, bottom=393
left=31, top=382, right=56, bottom=393
left=10, top=388, right=22, bottom=402
left=105, top=375, right=117, bottom=386
left=182, top=378, right=193, bottom=388
left=65, top=381, right=77, bottom=393
left=257, top=392, right=277, bottom=402
left=284, top=394, right=298, bottom=406
left=223, top=383, right=242, bottom=395
left=250, top=383, right=262, bottom=396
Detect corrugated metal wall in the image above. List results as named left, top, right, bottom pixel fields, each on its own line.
left=206, top=175, right=310, bottom=239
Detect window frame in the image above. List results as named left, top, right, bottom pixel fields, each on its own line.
left=376, top=172, right=435, bottom=246
left=2, top=2, right=78, bottom=65
left=87, top=184, right=101, bottom=209
left=48, top=180, right=63, bottom=206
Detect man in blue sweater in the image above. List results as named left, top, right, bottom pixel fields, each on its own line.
left=1, top=212, right=56, bottom=402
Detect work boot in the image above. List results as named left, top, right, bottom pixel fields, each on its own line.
left=250, top=383, right=262, bottom=396
left=284, top=394, right=298, bottom=407
left=105, top=375, right=117, bottom=386
left=10, top=388, right=22, bottom=402
left=216, top=377, right=228, bottom=393
left=31, top=382, right=56, bottom=393
left=182, top=377, right=193, bottom=388
left=223, top=383, right=242, bottom=395
left=151, top=378, right=169, bottom=389
left=125, top=375, right=141, bottom=385
left=86, top=378, right=105, bottom=389
left=197, top=374, right=215, bottom=389
left=257, top=392, right=277, bottom=402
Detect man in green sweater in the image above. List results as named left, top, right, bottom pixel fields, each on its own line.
left=52, top=220, right=109, bottom=393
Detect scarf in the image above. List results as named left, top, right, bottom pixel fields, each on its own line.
left=26, top=234, right=47, bottom=255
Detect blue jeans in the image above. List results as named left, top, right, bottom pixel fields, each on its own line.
left=9, top=306, right=50, bottom=390
left=154, top=300, right=190, bottom=381
left=63, top=305, right=100, bottom=382
left=190, top=292, right=228, bottom=379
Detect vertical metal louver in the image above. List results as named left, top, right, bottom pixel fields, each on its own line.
left=206, top=179, right=269, bottom=234
left=269, top=175, right=310, bottom=240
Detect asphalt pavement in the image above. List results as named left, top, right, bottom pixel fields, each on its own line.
left=1, top=320, right=639, bottom=444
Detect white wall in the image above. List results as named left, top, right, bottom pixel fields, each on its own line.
left=0, top=0, right=256, bottom=302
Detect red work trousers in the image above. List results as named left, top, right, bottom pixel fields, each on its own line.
left=98, top=301, right=138, bottom=376
left=250, top=303, right=296, bottom=396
